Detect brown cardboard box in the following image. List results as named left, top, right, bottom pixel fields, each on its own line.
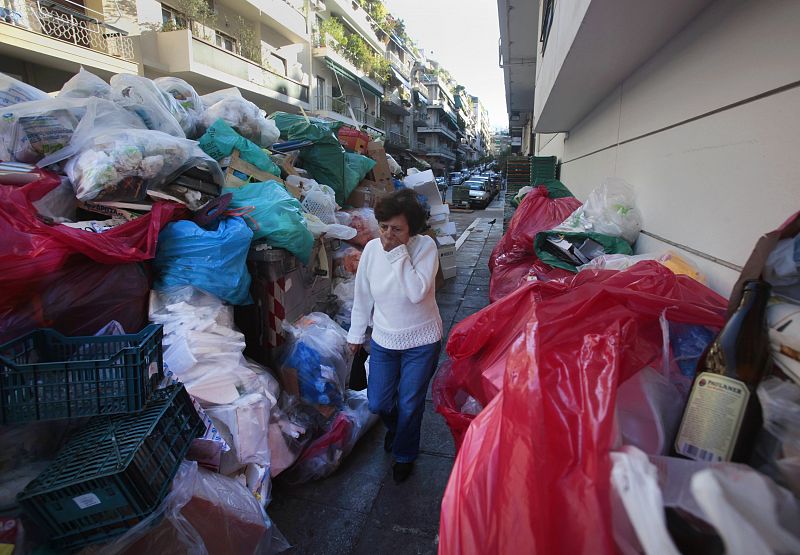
left=366, top=141, right=394, bottom=193
left=223, top=150, right=302, bottom=198
left=346, top=179, right=392, bottom=208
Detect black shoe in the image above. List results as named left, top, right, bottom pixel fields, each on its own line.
left=393, top=462, right=413, bottom=483
left=384, top=429, right=395, bottom=453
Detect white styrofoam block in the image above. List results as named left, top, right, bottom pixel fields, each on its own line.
left=429, top=204, right=450, bottom=217
left=433, top=222, right=457, bottom=237
left=403, top=169, right=435, bottom=188
left=435, top=235, right=456, bottom=246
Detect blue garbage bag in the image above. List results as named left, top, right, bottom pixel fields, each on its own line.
left=223, top=180, right=314, bottom=264
left=154, top=217, right=253, bottom=305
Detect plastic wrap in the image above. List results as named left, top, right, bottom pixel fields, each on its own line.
left=31, top=175, right=76, bottom=222
left=0, top=168, right=184, bottom=303
left=200, top=87, right=242, bottom=107
left=98, top=461, right=285, bottom=555
left=552, top=178, right=643, bottom=244
left=200, top=96, right=279, bottom=147
left=301, top=182, right=338, bottom=224
left=579, top=251, right=706, bottom=284
left=756, top=377, right=800, bottom=496
left=206, top=392, right=273, bottom=475
left=223, top=180, right=313, bottom=264
left=110, top=74, right=192, bottom=137
left=488, top=185, right=581, bottom=302
left=332, top=244, right=362, bottom=279
left=57, top=68, right=112, bottom=99
left=345, top=208, right=379, bottom=248
left=763, top=235, right=800, bottom=302
left=278, top=313, right=351, bottom=413
left=154, top=218, right=253, bottom=305
left=438, top=262, right=728, bottom=555
left=282, top=390, right=378, bottom=483
left=332, top=278, right=355, bottom=330
left=0, top=97, right=89, bottom=163
left=154, top=77, right=204, bottom=124
left=0, top=71, right=48, bottom=107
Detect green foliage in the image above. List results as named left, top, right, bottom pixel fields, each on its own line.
left=174, top=0, right=216, bottom=29
left=232, top=15, right=261, bottom=65
left=319, top=15, right=391, bottom=85
left=319, top=16, right=346, bottom=46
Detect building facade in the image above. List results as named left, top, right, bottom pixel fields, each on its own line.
left=497, top=0, right=800, bottom=295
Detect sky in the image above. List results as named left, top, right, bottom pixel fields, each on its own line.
left=382, top=0, right=508, bottom=131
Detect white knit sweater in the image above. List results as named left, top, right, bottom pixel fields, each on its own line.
left=346, top=235, right=442, bottom=350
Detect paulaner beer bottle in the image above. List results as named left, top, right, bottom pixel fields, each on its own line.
left=674, top=280, right=771, bottom=463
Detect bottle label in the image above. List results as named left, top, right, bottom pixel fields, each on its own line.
left=675, top=372, right=749, bottom=462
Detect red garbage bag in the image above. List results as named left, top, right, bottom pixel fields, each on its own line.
left=438, top=262, right=727, bottom=555
left=0, top=257, right=151, bottom=343
left=0, top=169, right=185, bottom=302
left=488, top=185, right=581, bottom=302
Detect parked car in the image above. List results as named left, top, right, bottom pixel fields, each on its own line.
left=435, top=176, right=447, bottom=195
left=452, top=180, right=491, bottom=209
left=449, top=172, right=464, bottom=186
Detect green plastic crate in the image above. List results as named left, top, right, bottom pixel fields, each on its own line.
left=17, top=383, right=203, bottom=552
left=0, top=325, right=163, bottom=424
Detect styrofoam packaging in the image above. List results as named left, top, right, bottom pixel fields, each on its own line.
left=404, top=169, right=443, bottom=206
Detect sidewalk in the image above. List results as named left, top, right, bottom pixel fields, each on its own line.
left=268, top=193, right=505, bottom=555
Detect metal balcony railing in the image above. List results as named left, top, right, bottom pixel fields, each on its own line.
left=316, top=94, right=384, bottom=130
left=2, top=0, right=136, bottom=61
left=415, top=141, right=427, bottom=153
left=417, top=124, right=457, bottom=142
left=385, top=50, right=411, bottom=78
left=426, top=146, right=456, bottom=159
left=386, top=131, right=409, bottom=148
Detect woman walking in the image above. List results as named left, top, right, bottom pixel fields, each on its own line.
left=347, top=189, right=442, bottom=483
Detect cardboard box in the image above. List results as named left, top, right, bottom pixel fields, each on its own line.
left=438, top=244, right=456, bottom=280
left=224, top=150, right=299, bottom=197
left=346, top=179, right=392, bottom=208
left=366, top=141, right=394, bottom=192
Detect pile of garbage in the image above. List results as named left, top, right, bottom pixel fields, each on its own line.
left=0, top=68, right=449, bottom=553
left=434, top=176, right=800, bottom=553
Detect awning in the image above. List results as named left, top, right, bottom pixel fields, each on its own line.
left=325, top=58, right=383, bottom=98
left=408, top=153, right=431, bottom=169
left=444, top=111, right=458, bottom=128
left=413, top=89, right=429, bottom=106
left=391, top=68, right=411, bottom=91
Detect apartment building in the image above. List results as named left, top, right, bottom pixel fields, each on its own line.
left=498, top=0, right=800, bottom=294
left=414, top=61, right=459, bottom=173
left=472, top=95, right=492, bottom=160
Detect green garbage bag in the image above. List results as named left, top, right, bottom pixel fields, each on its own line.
left=534, top=179, right=574, bottom=199
left=268, top=112, right=358, bottom=204
left=223, top=180, right=314, bottom=264
left=533, top=230, right=633, bottom=273
left=345, top=152, right=375, bottom=193
left=199, top=118, right=281, bottom=177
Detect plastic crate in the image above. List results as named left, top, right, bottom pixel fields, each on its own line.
left=17, top=383, right=203, bottom=551
left=0, top=325, right=164, bottom=424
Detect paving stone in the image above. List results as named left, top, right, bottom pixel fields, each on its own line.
left=419, top=401, right=455, bottom=457
left=460, top=295, right=489, bottom=310
left=269, top=497, right=368, bottom=555
left=351, top=524, right=438, bottom=555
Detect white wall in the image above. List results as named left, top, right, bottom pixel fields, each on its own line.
left=535, top=0, right=800, bottom=295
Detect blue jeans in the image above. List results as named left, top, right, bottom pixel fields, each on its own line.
left=368, top=339, right=442, bottom=463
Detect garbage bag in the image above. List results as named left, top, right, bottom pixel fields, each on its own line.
left=57, top=67, right=111, bottom=99
left=268, top=112, right=353, bottom=204
left=345, top=208, right=379, bottom=248
left=154, top=217, right=253, bottom=305
left=533, top=229, right=633, bottom=273
left=110, top=73, right=192, bottom=137
left=154, top=76, right=204, bottom=124
left=488, top=184, right=581, bottom=302
left=0, top=72, right=48, bottom=107
left=200, top=96, right=279, bottom=147
left=39, top=98, right=223, bottom=202
left=97, top=461, right=286, bottom=555
left=301, top=181, right=338, bottom=224
left=282, top=389, right=378, bottom=483
left=755, top=377, right=800, bottom=496
left=0, top=97, right=90, bottom=163
left=0, top=258, right=151, bottom=343
left=200, top=87, right=243, bottom=108
left=278, top=313, right=351, bottom=412
left=0, top=168, right=185, bottom=302
left=763, top=235, right=800, bottom=302
left=552, top=178, right=643, bottom=244
left=199, top=118, right=281, bottom=176
left=438, top=261, right=728, bottom=555
left=344, top=151, right=376, bottom=193
left=579, top=251, right=707, bottom=284
left=223, top=180, right=313, bottom=264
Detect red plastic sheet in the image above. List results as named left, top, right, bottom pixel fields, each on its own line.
left=0, top=169, right=185, bottom=302
left=488, top=185, right=581, bottom=302
left=438, top=262, right=727, bottom=555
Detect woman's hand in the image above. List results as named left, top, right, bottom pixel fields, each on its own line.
left=347, top=342, right=362, bottom=354
left=380, top=235, right=402, bottom=252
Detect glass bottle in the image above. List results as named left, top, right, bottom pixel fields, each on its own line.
left=674, top=280, right=771, bottom=463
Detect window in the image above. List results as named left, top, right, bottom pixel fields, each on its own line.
left=540, top=0, right=555, bottom=54
left=215, top=31, right=236, bottom=53
left=162, top=5, right=187, bottom=29
left=315, top=76, right=326, bottom=110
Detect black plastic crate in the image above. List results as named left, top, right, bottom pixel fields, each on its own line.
left=17, top=383, right=203, bottom=552
left=0, top=324, right=164, bottom=424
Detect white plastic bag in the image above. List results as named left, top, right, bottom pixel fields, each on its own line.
left=764, top=236, right=800, bottom=303
left=302, top=182, right=338, bottom=224
left=154, top=76, right=204, bottom=138
left=199, top=96, right=279, bottom=147
left=57, top=68, right=111, bottom=100
left=0, top=72, right=48, bottom=107
left=757, top=377, right=800, bottom=496
left=556, top=178, right=642, bottom=243
left=206, top=392, right=273, bottom=474
left=111, top=74, right=191, bottom=137
left=200, top=87, right=243, bottom=107
left=0, top=97, right=89, bottom=163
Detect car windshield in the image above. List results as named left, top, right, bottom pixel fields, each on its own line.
left=466, top=182, right=485, bottom=190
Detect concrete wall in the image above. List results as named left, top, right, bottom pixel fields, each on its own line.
left=534, top=0, right=800, bottom=295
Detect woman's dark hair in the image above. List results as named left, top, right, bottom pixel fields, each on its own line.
left=374, top=188, right=427, bottom=235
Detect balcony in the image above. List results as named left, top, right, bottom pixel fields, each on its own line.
left=0, top=0, right=138, bottom=75
left=140, top=29, right=310, bottom=109
left=414, top=141, right=427, bottom=153
left=216, top=0, right=308, bottom=41
left=425, top=146, right=456, bottom=161
left=381, top=88, right=410, bottom=116
left=412, top=109, right=428, bottom=127
left=385, top=131, right=410, bottom=149
left=313, top=41, right=384, bottom=97
left=416, top=125, right=457, bottom=142
left=313, top=94, right=385, bottom=132
left=385, top=50, right=411, bottom=80
left=323, top=0, right=385, bottom=53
